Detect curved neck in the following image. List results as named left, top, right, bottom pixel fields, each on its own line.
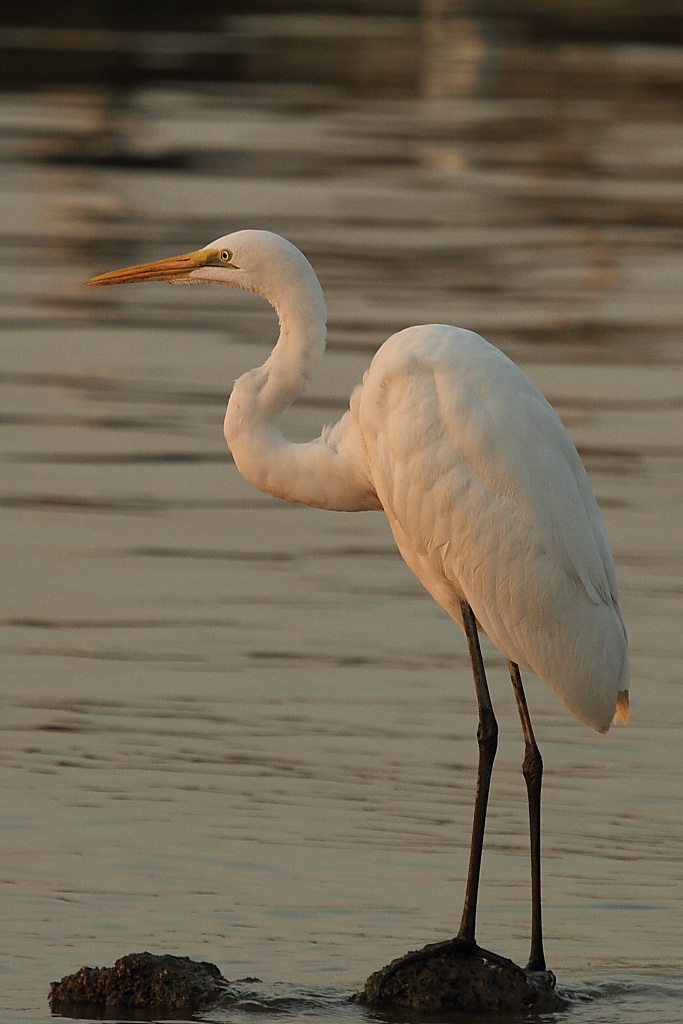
left=224, top=260, right=328, bottom=500
left=223, top=255, right=378, bottom=512
left=258, top=267, right=327, bottom=417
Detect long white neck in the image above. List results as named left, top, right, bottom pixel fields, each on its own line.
left=253, top=257, right=327, bottom=421
left=223, top=250, right=378, bottom=512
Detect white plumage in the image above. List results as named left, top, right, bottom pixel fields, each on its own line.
left=357, top=323, right=628, bottom=732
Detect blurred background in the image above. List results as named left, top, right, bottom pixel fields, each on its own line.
left=1, top=4, right=682, bottom=1024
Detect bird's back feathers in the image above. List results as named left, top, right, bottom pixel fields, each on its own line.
left=355, top=325, right=628, bottom=732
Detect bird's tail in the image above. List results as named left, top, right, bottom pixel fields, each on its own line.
left=613, top=690, right=630, bottom=725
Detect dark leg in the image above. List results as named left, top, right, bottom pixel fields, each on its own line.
left=374, top=606, right=505, bottom=997
left=508, top=660, right=546, bottom=972
left=457, top=599, right=498, bottom=946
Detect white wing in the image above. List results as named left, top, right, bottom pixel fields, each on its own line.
left=357, top=325, right=628, bottom=732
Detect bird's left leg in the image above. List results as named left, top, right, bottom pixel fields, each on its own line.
left=508, top=660, right=546, bottom=973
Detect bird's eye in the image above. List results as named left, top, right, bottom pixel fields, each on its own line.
left=220, top=249, right=232, bottom=262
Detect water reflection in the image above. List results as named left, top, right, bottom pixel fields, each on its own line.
left=1, top=19, right=682, bottom=1024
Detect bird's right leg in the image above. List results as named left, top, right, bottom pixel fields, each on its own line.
left=374, top=600, right=499, bottom=995
left=457, top=598, right=498, bottom=946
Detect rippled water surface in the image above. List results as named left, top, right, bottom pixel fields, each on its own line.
left=1, top=63, right=682, bottom=1024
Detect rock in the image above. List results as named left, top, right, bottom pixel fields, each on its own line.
left=354, top=940, right=567, bottom=1014
left=48, top=951, right=235, bottom=1016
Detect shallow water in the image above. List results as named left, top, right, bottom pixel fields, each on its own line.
left=1, top=69, right=682, bottom=1024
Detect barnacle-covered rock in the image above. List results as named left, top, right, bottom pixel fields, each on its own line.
left=49, top=951, right=235, bottom=1016
left=354, top=940, right=566, bottom=1014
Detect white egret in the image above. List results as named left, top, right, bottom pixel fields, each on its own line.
left=86, top=230, right=629, bottom=973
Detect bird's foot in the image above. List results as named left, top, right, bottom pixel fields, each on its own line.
left=375, top=938, right=470, bottom=996
left=524, top=967, right=557, bottom=991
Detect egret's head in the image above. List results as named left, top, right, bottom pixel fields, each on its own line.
left=84, top=229, right=316, bottom=301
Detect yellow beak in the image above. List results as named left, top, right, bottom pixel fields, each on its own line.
left=84, top=249, right=210, bottom=286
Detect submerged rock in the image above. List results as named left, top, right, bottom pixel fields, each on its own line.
left=354, top=940, right=567, bottom=1014
left=49, top=952, right=235, bottom=1016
